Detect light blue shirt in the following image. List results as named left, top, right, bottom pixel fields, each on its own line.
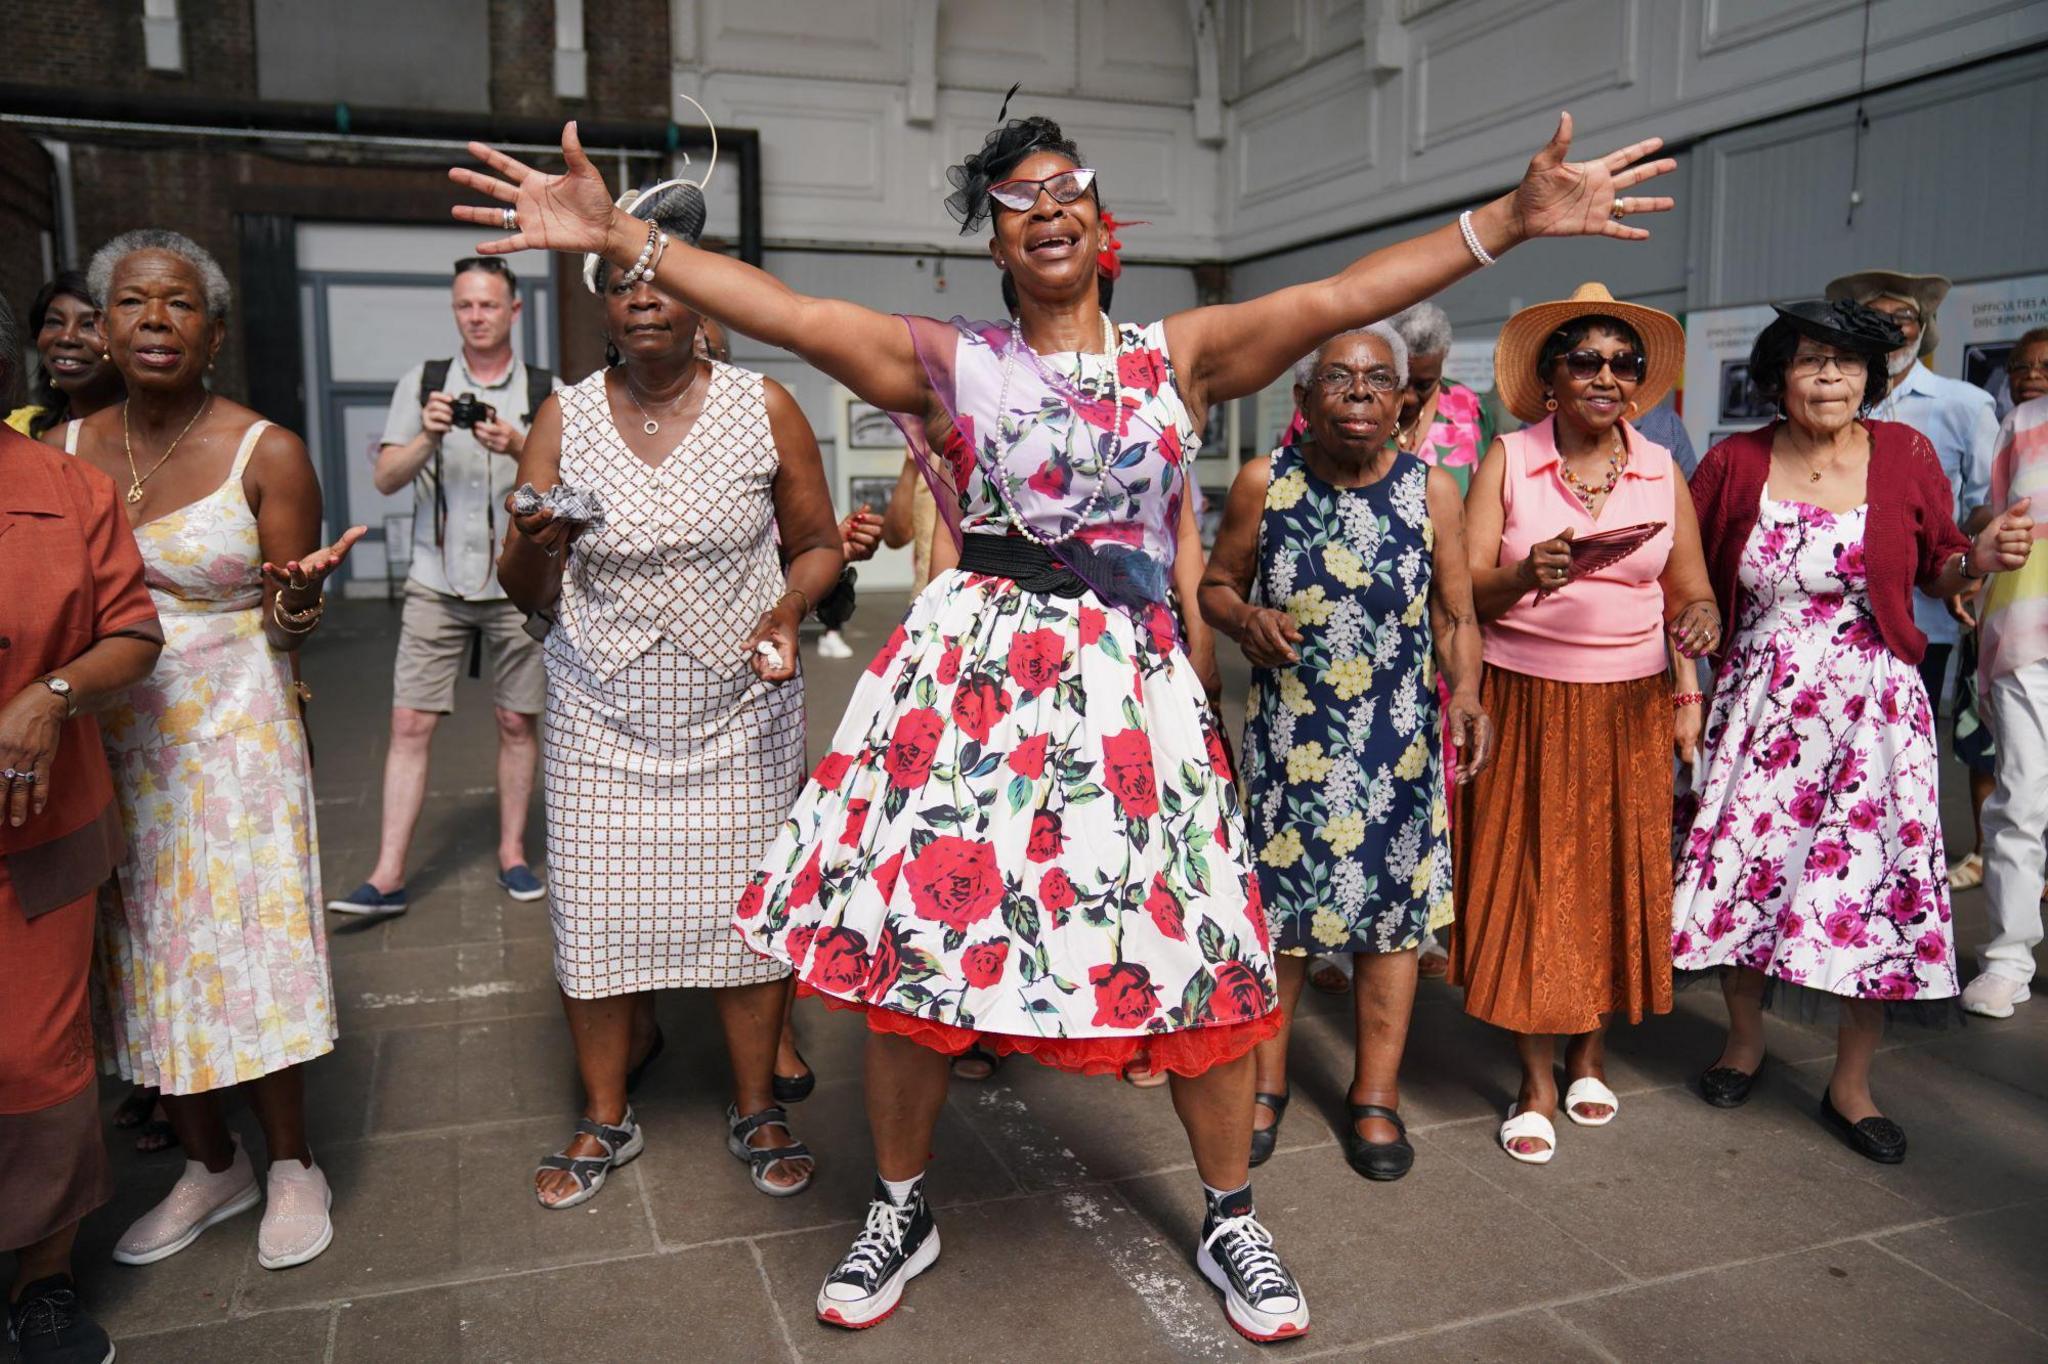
left=1873, top=363, right=1999, bottom=647
left=1632, top=400, right=1698, bottom=479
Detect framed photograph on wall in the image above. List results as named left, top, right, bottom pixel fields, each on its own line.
left=838, top=387, right=903, bottom=451
left=847, top=474, right=899, bottom=518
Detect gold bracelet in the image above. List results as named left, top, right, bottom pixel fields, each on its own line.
left=778, top=587, right=813, bottom=617
left=272, top=595, right=323, bottom=634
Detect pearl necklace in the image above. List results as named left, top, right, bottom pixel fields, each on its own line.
left=992, top=312, right=1123, bottom=549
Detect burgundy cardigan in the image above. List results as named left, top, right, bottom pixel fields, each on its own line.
left=1688, top=419, right=1968, bottom=665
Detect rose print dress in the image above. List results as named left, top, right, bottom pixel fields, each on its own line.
left=1243, top=445, right=1452, bottom=955
left=735, top=321, right=1276, bottom=1075
left=1671, top=488, right=1956, bottom=1006
left=74, top=420, right=336, bottom=1094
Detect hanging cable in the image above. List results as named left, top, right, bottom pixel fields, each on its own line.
left=1845, top=0, right=1874, bottom=227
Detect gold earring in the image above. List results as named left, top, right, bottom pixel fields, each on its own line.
left=1543, top=395, right=1558, bottom=412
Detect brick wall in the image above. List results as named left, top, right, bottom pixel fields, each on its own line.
left=13, top=0, right=258, bottom=99
left=0, top=132, right=56, bottom=332
left=491, top=0, right=675, bottom=122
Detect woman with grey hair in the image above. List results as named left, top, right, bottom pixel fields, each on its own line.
left=64, top=229, right=364, bottom=1270
left=1389, top=301, right=1493, bottom=495
left=1201, top=322, right=1492, bottom=1179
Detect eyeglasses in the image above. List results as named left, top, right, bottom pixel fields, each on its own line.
left=987, top=168, right=1098, bottom=213
left=1309, top=365, right=1400, bottom=394
left=1789, top=351, right=1870, bottom=378
left=1560, top=349, right=1648, bottom=383
left=2007, top=359, right=2048, bottom=378
left=1870, top=305, right=1922, bottom=326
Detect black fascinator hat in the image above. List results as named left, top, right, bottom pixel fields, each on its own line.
left=1748, top=298, right=1905, bottom=415
left=944, top=84, right=1086, bottom=235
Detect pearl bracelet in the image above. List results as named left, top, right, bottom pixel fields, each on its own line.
left=1458, top=210, right=1496, bottom=267
left=618, top=223, right=661, bottom=286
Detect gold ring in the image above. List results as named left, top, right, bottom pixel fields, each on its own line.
left=1611, top=199, right=1628, bottom=219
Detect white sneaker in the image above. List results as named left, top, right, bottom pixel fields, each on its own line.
left=1960, top=972, right=2032, bottom=1019
left=817, top=631, right=854, bottom=659
left=113, top=1140, right=262, bottom=1265
left=258, top=1158, right=334, bottom=1270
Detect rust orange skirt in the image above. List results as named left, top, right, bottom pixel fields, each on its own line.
left=1450, top=666, right=1674, bottom=1035
left=799, top=982, right=1279, bottom=1079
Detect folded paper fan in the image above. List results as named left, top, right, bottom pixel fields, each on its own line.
left=1538, top=521, right=1666, bottom=596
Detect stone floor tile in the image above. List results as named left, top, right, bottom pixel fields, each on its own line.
left=1424, top=1085, right=1915, bottom=1280
left=365, top=1014, right=581, bottom=1136
left=1875, top=1200, right=2048, bottom=1335
left=1335, top=1309, right=1614, bottom=1362
left=944, top=1061, right=1219, bottom=1188
left=116, top=1307, right=333, bottom=1364
left=1119, top=1137, right=1628, bottom=1350
left=1557, top=1240, right=2048, bottom=1362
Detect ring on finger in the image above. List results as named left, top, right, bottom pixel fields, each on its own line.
left=502, top=207, right=518, bottom=232
left=1611, top=198, right=1630, bottom=219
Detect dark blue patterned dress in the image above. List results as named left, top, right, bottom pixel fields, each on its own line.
left=1242, top=443, right=1453, bottom=955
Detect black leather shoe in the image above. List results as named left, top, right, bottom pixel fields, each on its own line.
left=1248, top=1090, right=1289, bottom=1168
left=1342, top=1103, right=1414, bottom=1182
left=1699, top=1061, right=1762, bottom=1108
left=772, top=1047, right=816, bottom=1105
left=1820, top=1090, right=1906, bottom=1164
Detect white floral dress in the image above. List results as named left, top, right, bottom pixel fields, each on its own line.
left=1671, top=490, right=1956, bottom=1004
left=80, top=420, right=336, bottom=1094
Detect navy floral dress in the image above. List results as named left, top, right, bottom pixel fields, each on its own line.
left=1243, top=444, right=1453, bottom=956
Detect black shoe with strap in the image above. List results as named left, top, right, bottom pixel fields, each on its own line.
left=7, top=1276, right=113, bottom=1364
left=1342, top=1102, right=1414, bottom=1181
left=1247, top=1089, right=1289, bottom=1168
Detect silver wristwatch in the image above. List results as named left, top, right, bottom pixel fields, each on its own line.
left=38, top=675, right=75, bottom=717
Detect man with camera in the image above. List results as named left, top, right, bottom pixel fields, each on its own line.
left=329, top=257, right=560, bottom=918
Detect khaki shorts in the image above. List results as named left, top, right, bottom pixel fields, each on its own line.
left=393, top=583, right=546, bottom=716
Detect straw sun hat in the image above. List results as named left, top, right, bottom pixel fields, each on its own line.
left=1493, top=282, right=1685, bottom=425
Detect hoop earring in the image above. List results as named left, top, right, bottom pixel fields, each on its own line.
left=1543, top=395, right=1558, bottom=413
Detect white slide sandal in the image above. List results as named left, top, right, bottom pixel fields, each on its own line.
left=1564, top=1077, right=1620, bottom=1127
left=1499, top=1104, right=1557, bottom=1164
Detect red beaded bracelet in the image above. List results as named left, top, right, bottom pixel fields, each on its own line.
left=1672, top=691, right=1704, bottom=707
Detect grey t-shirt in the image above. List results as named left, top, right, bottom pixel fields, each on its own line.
left=381, top=355, right=561, bottom=601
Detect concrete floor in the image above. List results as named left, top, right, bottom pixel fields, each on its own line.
left=71, top=595, right=2048, bottom=1364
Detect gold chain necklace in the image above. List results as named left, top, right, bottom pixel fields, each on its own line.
left=121, top=396, right=211, bottom=504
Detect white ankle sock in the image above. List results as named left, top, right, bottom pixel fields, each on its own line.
left=880, top=1173, right=924, bottom=1206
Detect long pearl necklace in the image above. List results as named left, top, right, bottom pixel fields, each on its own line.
left=993, top=312, right=1123, bottom=549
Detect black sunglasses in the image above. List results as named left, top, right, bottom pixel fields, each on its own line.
left=1560, top=348, right=1648, bottom=383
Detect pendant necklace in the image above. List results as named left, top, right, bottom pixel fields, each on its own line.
left=622, top=366, right=703, bottom=437
left=122, top=396, right=212, bottom=505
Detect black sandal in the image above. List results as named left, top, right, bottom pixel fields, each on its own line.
left=1343, top=1103, right=1414, bottom=1182
left=626, top=1028, right=666, bottom=1095
left=950, top=1044, right=1004, bottom=1082
left=772, top=1047, right=816, bottom=1104
left=1248, top=1090, right=1290, bottom=1168
left=535, top=1110, right=644, bottom=1210
left=727, top=1104, right=815, bottom=1197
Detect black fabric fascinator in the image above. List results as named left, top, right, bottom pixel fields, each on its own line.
left=943, top=84, right=1084, bottom=235
left=1769, top=299, right=1906, bottom=357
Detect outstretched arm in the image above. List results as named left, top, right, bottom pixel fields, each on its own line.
left=1164, top=113, right=1677, bottom=411
left=452, top=123, right=930, bottom=415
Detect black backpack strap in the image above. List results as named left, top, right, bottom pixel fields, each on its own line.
left=523, top=365, right=555, bottom=425
left=418, top=358, right=453, bottom=409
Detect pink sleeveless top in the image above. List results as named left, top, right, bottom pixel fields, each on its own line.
left=1484, top=415, right=1675, bottom=684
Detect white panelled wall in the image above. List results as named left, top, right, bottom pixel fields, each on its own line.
left=651, top=0, right=2047, bottom=489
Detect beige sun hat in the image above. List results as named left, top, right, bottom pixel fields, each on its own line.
left=1493, top=282, right=1685, bottom=425
left=1824, top=269, right=1951, bottom=358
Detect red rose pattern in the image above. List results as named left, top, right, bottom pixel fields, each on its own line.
left=814, top=751, right=854, bottom=791
left=736, top=878, right=766, bottom=920
left=1100, top=728, right=1160, bottom=819
left=788, top=846, right=824, bottom=911
left=1027, top=810, right=1066, bottom=863
left=840, top=798, right=871, bottom=847
left=1007, top=733, right=1050, bottom=779
left=1006, top=628, right=1067, bottom=695
left=807, top=926, right=871, bottom=995
left=1209, top=960, right=1267, bottom=1022
left=951, top=673, right=1012, bottom=743
left=1089, top=961, right=1161, bottom=1028
left=961, top=940, right=1010, bottom=988
left=1144, top=874, right=1185, bottom=940
left=905, top=835, right=1005, bottom=933
left=1038, top=866, right=1077, bottom=918
left=868, top=622, right=908, bottom=677
left=886, top=708, right=945, bottom=790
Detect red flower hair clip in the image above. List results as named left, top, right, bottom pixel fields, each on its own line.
left=1097, top=210, right=1147, bottom=281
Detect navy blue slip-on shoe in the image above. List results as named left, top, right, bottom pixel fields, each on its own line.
left=327, top=882, right=408, bottom=917
left=498, top=865, right=547, bottom=902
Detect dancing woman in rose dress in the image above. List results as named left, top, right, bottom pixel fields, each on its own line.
left=450, top=104, right=1676, bottom=1344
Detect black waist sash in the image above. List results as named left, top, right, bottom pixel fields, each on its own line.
left=957, top=534, right=1088, bottom=598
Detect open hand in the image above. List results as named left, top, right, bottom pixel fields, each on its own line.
left=263, top=526, right=368, bottom=606
left=1512, top=112, right=1677, bottom=243
left=451, top=122, right=621, bottom=257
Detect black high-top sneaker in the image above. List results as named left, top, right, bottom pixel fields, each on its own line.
left=815, top=1176, right=940, bottom=1329
left=1195, top=1185, right=1310, bottom=1343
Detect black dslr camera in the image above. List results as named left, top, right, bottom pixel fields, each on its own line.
left=448, top=392, right=496, bottom=429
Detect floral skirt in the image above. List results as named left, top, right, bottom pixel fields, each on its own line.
left=735, top=568, right=1278, bottom=1077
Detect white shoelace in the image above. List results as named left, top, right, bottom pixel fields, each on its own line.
left=836, top=1198, right=913, bottom=1287
left=1203, top=1213, right=1294, bottom=1304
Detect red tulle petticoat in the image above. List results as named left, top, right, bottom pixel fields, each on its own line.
left=800, top=982, right=1280, bottom=1079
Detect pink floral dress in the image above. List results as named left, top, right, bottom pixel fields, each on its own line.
left=734, top=321, right=1275, bottom=1075
left=1671, top=490, right=1956, bottom=1004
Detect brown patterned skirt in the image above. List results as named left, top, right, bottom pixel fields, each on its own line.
left=1450, top=666, right=1674, bottom=1035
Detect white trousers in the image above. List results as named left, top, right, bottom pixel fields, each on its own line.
left=1978, top=661, right=2048, bottom=983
